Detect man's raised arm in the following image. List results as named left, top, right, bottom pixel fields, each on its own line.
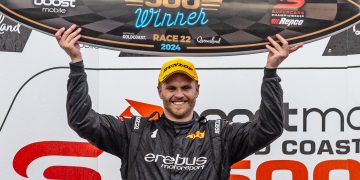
left=55, top=25, right=131, bottom=159
left=223, top=34, right=303, bottom=165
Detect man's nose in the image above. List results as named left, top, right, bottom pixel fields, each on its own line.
left=174, top=89, right=185, bottom=98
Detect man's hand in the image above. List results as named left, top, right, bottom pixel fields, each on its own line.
left=55, top=24, right=82, bottom=63
left=265, top=34, right=303, bottom=69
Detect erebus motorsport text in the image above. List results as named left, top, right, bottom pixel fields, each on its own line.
left=144, top=153, right=207, bottom=171
left=33, top=0, right=76, bottom=14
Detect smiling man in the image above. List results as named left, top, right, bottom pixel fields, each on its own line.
left=158, top=59, right=199, bottom=122
left=56, top=24, right=302, bottom=180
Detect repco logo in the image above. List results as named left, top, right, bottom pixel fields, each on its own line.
left=278, top=18, right=304, bottom=26
left=274, top=0, right=305, bottom=9
left=34, top=0, right=76, bottom=7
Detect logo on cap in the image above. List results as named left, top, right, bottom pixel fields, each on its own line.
left=158, top=58, right=198, bottom=83
left=163, top=63, right=194, bottom=73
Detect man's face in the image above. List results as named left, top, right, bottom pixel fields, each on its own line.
left=158, top=73, right=199, bottom=121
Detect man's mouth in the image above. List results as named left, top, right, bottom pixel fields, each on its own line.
left=172, top=101, right=186, bottom=105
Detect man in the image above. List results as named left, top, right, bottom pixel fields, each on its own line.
left=55, top=24, right=302, bottom=180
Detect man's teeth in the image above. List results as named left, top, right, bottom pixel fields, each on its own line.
left=173, top=101, right=185, bottom=105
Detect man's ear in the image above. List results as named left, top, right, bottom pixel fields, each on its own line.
left=195, top=83, right=200, bottom=98
left=157, top=84, right=163, bottom=99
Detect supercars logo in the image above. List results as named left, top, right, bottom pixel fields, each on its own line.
left=274, top=0, right=305, bottom=9
left=187, top=131, right=205, bottom=139
left=271, top=0, right=305, bottom=26
left=13, top=141, right=102, bottom=179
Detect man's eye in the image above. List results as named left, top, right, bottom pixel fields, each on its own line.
left=167, top=87, right=176, bottom=91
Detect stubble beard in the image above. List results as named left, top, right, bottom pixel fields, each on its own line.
left=163, top=99, right=196, bottom=120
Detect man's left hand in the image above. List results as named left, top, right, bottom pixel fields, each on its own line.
left=265, top=34, right=303, bottom=69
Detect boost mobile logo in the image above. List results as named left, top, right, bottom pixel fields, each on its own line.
left=34, top=0, right=76, bottom=7
left=34, top=0, right=76, bottom=14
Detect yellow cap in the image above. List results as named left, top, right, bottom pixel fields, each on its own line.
left=158, top=58, right=198, bottom=83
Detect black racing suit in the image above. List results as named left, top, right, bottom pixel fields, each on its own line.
left=67, top=61, right=284, bottom=180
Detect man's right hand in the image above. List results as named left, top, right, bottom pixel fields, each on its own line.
left=55, top=24, right=82, bottom=63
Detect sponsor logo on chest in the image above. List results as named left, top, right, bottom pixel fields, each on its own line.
left=134, top=117, right=141, bottom=130
left=144, top=153, right=208, bottom=171
left=187, top=131, right=205, bottom=140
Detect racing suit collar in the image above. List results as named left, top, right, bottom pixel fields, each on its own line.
left=159, top=112, right=207, bottom=131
